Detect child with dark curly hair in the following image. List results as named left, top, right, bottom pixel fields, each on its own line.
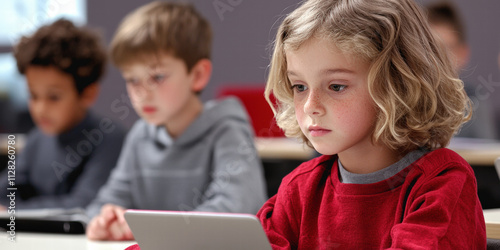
left=0, top=19, right=126, bottom=211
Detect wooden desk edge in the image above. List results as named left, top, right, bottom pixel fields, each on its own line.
left=449, top=148, right=500, bottom=166
left=255, top=137, right=315, bottom=160
left=486, top=222, right=500, bottom=239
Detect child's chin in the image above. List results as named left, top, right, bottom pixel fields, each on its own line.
left=312, top=144, right=337, bottom=156
left=40, top=127, right=60, bottom=136
left=142, top=118, right=164, bottom=126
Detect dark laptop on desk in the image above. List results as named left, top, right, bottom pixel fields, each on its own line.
left=0, top=208, right=87, bottom=234
left=124, top=210, right=272, bottom=250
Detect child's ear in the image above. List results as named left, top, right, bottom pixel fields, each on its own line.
left=190, top=59, right=212, bottom=92
left=456, top=44, right=470, bottom=71
left=80, top=83, right=100, bottom=108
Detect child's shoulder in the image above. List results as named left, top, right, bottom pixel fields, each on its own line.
left=22, top=126, right=45, bottom=148
left=202, top=97, right=247, bottom=121
left=87, top=112, right=127, bottom=141
left=413, top=148, right=472, bottom=177
left=184, top=97, right=250, bottom=137
left=126, top=119, right=154, bottom=141
left=280, top=154, right=337, bottom=189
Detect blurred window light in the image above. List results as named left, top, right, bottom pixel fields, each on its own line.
left=0, top=0, right=87, bottom=46
left=0, top=53, right=28, bottom=109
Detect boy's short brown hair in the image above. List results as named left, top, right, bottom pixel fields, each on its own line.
left=110, top=1, right=212, bottom=72
left=426, top=1, right=466, bottom=44
left=14, top=19, right=107, bottom=94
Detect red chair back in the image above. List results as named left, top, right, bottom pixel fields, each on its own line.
left=217, top=85, right=285, bottom=137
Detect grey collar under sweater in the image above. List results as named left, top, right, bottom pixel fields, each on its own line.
left=338, top=149, right=428, bottom=184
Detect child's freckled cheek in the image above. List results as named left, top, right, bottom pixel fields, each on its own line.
left=333, top=100, right=349, bottom=120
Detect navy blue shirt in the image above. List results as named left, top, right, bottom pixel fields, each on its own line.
left=0, top=111, right=125, bottom=209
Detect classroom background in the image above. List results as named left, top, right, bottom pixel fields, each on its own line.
left=0, top=0, right=499, bottom=136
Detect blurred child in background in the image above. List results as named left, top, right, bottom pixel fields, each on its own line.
left=427, top=1, right=497, bottom=139
left=86, top=2, right=267, bottom=241
left=0, top=19, right=125, bottom=210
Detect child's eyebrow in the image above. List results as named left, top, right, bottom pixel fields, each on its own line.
left=46, top=86, right=64, bottom=93
left=149, top=61, right=174, bottom=68
left=287, top=68, right=355, bottom=78
left=319, top=68, right=355, bottom=75
left=286, top=71, right=300, bottom=78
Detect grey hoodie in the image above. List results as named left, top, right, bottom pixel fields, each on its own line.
left=86, top=97, right=267, bottom=218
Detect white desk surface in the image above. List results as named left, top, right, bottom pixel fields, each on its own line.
left=484, top=208, right=500, bottom=222
left=0, top=232, right=136, bottom=250
left=483, top=208, right=500, bottom=239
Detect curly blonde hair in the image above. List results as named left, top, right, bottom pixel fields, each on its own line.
left=265, top=0, right=471, bottom=153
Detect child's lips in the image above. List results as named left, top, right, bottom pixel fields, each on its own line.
left=308, top=125, right=331, bottom=137
left=37, top=118, right=51, bottom=127
left=142, top=106, right=157, bottom=113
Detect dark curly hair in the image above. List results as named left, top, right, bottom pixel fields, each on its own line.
left=14, top=19, right=107, bottom=94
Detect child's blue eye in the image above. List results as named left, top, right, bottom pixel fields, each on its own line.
left=329, top=84, right=346, bottom=92
left=152, top=74, right=166, bottom=83
left=125, top=79, right=140, bottom=86
left=291, top=84, right=307, bottom=92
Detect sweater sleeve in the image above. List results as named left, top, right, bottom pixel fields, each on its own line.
left=257, top=195, right=296, bottom=250
left=85, top=125, right=140, bottom=219
left=388, top=162, right=486, bottom=249
left=192, top=124, right=267, bottom=214
left=12, top=128, right=125, bottom=210
left=257, top=172, right=304, bottom=250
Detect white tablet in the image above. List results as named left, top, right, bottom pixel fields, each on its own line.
left=124, top=210, right=272, bottom=250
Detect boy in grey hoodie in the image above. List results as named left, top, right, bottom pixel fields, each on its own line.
left=86, top=2, right=267, bottom=241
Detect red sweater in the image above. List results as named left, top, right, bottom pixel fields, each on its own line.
left=257, top=148, right=486, bottom=249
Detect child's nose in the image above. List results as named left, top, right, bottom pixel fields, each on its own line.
left=304, top=90, right=325, bottom=116
left=134, top=84, right=155, bottom=100
left=33, top=100, right=49, bottom=114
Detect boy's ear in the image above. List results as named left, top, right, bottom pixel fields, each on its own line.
left=80, top=83, right=100, bottom=108
left=456, top=44, right=470, bottom=72
left=190, top=59, right=212, bottom=93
